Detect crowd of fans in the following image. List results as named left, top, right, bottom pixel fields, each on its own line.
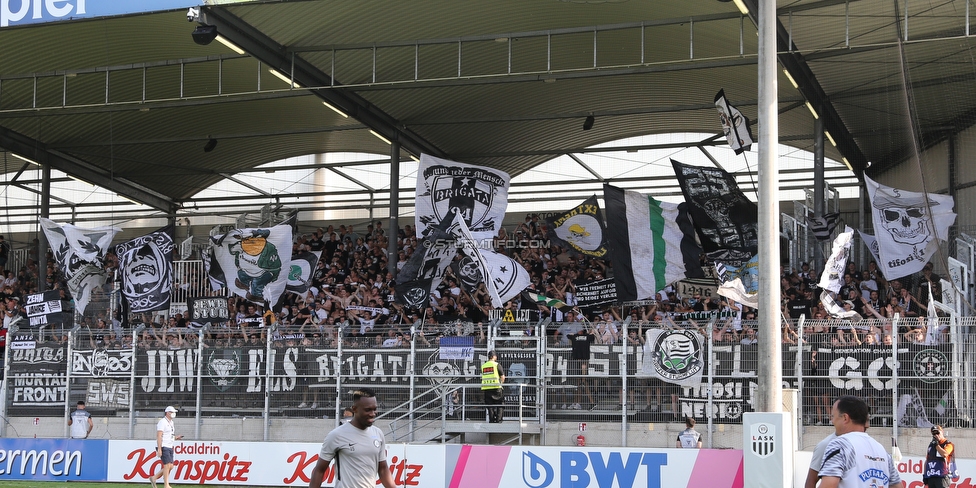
left=0, top=215, right=952, bottom=353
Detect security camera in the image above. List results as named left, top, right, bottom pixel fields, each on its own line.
left=187, top=7, right=200, bottom=22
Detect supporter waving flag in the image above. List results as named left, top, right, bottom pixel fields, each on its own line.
left=714, top=88, right=754, bottom=155
left=604, top=184, right=704, bottom=302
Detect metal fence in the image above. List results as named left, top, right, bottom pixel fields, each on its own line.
left=3, top=313, right=972, bottom=448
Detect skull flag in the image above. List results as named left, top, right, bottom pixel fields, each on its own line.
left=115, top=225, right=175, bottom=312
left=545, top=195, right=609, bottom=259
left=865, top=175, right=955, bottom=280
left=39, top=218, right=120, bottom=315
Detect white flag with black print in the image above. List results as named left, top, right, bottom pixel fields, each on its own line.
left=446, top=212, right=503, bottom=307
left=714, top=89, right=754, bottom=155
left=818, top=226, right=854, bottom=293
left=210, top=218, right=294, bottom=307
left=415, top=154, right=510, bottom=242
left=39, top=218, right=120, bottom=315
left=866, top=175, right=955, bottom=280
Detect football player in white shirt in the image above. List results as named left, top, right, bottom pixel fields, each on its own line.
left=818, top=396, right=903, bottom=488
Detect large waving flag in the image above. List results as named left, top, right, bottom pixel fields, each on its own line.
left=396, top=217, right=455, bottom=308
left=445, top=211, right=530, bottom=307
left=671, top=159, right=758, bottom=266
left=115, top=225, right=174, bottom=313
left=482, top=248, right=532, bottom=305
left=865, top=175, right=955, bottom=280
left=714, top=89, right=754, bottom=155
left=447, top=212, right=503, bottom=307
left=545, top=195, right=609, bottom=258
left=808, top=212, right=842, bottom=242
left=415, top=154, right=510, bottom=242
left=818, top=226, right=860, bottom=319
left=40, top=218, right=120, bottom=315
left=604, top=184, right=704, bottom=302
left=819, top=226, right=854, bottom=293
left=210, top=218, right=293, bottom=306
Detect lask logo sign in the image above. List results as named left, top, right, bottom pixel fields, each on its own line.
left=750, top=423, right=775, bottom=458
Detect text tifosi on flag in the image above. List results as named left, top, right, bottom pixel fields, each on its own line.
left=115, top=225, right=175, bottom=313
left=865, top=175, right=955, bottom=280
left=545, top=195, right=608, bottom=258
left=40, top=218, right=121, bottom=315
left=671, top=159, right=758, bottom=266
left=415, top=154, right=510, bottom=242
left=604, top=184, right=704, bottom=302
left=714, top=89, right=754, bottom=155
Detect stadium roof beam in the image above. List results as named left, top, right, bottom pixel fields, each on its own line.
left=0, top=126, right=177, bottom=213
left=200, top=6, right=447, bottom=162
left=740, top=0, right=870, bottom=176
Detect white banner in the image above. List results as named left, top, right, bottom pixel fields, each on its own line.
left=415, top=154, right=510, bottom=241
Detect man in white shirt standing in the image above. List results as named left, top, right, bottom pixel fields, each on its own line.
left=818, top=396, right=903, bottom=488
left=149, top=406, right=183, bottom=488
left=309, top=388, right=396, bottom=488
left=68, top=400, right=92, bottom=439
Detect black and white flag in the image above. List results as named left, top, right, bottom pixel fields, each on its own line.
left=415, top=154, right=510, bottom=242
left=446, top=212, right=502, bottom=307
left=714, top=89, right=754, bottom=155
left=285, top=250, right=322, bottom=296
left=115, top=225, right=174, bottom=313
left=671, top=159, right=758, bottom=266
left=396, top=216, right=455, bottom=308
left=545, top=195, right=609, bottom=258
left=808, top=212, right=841, bottom=241
left=39, top=218, right=120, bottom=315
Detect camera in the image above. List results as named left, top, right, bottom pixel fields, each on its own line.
left=187, top=7, right=200, bottom=22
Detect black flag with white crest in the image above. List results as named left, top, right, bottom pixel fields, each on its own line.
left=671, top=159, right=758, bottom=266
left=545, top=195, right=609, bottom=259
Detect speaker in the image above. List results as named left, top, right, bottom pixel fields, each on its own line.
left=192, top=25, right=218, bottom=46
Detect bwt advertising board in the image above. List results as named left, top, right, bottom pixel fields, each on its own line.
left=3, top=438, right=742, bottom=487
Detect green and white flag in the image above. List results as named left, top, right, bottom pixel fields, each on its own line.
left=604, top=184, right=704, bottom=302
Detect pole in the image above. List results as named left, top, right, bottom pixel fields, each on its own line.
left=756, top=0, right=783, bottom=413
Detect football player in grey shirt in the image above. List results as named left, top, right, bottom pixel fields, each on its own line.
left=309, top=388, right=396, bottom=488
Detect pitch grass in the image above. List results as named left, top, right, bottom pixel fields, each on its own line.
left=0, top=484, right=281, bottom=488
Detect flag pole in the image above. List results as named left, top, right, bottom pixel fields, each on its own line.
left=755, top=0, right=782, bottom=413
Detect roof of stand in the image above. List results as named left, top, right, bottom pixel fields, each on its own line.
left=0, top=0, right=972, bottom=217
